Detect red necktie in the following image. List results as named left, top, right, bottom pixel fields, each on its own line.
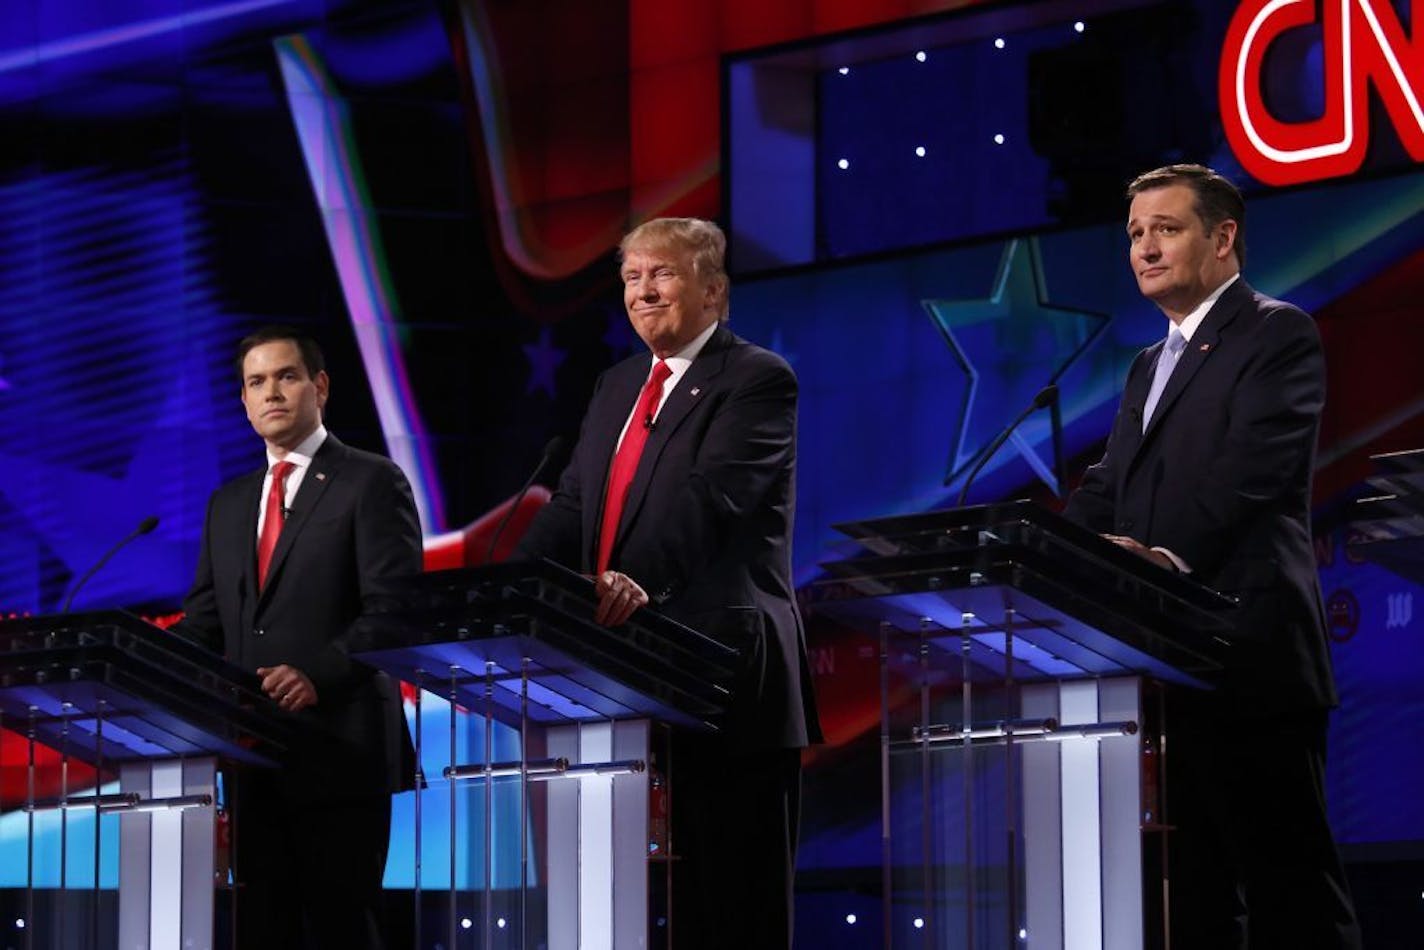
left=597, top=360, right=672, bottom=574
left=257, top=460, right=296, bottom=590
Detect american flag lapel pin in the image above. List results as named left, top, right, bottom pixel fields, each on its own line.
left=315, top=472, right=327, bottom=481
left=1199, top=343, right=1211, bottom=352
left=690, top=387, right=701, bottom=397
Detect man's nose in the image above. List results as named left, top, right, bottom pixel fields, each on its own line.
left=264, top=380, right=284, bottom=399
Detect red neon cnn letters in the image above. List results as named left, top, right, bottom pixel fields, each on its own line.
left=1219, top=0, right=1424, bottom=186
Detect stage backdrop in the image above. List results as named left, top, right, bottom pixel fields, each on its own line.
left=1, top=2, right=1421, bottom=939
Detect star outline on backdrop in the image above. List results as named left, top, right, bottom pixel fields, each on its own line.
left=923, top=237, right=1110, bottom=494
left=522, top=326, right=567, bottom=397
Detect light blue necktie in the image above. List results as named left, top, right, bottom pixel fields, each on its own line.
left=1142, top=328, right=1186, bottom=431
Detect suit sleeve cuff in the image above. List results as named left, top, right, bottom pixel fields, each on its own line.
left=1151, top=546, right=1192, bottom=574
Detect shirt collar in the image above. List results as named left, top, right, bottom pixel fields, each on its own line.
left=1173, top=273, right=1238, bottom=343
left=267, top=424, right=327, bottom=471
left=661, top=319, right=719, bottom=376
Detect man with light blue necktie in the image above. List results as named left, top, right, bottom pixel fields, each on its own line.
left=1063, top=165, right=1360, bottom=948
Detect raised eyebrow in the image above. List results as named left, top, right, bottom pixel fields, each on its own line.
left=1126, top=215, right=1178, bottom=232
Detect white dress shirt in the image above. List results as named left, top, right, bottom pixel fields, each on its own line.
left=613, top=319, right=720, bottom=448
left=256, top=424, right=328, bottom=539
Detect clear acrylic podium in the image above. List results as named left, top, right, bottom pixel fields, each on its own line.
left=0, top=610, right=305, bottom=950
left=1352, top=446, right=1424, bottom=582
left=354, top=559, right=740, bottom=950
left=812, top=501, right=1236, bottom=949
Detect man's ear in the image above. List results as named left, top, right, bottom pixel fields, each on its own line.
left=1216, top=219, right=1238, bottom=261
left=705, top=274, right=728, bottom=315
left=315, top=370, right=330, bottom=410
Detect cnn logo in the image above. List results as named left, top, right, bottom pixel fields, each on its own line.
left=1219, top=0, right=1424, bottom=186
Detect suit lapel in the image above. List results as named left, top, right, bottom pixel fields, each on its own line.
left=258, top=435, right=343, bottom=606
left=237, top=469, right=265, bottom=607
left=1135, top=279, right=1248, bottom=449
left=583, top=360, right=649, bottom=566
left=613, top=326, right=731, bottom=551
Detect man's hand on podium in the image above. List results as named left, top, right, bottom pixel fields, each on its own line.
left=257, top=663, right=319, bottom=713
left=593, top=570, right=648, bottom=627
left=1102, top=534, right=1178, bottom=572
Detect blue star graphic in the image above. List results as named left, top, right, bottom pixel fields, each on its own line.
left=523, top=327, right=567, bottom=397
left=924, top=238, right=1108, bottom=494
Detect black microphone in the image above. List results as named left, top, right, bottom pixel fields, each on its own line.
left=643, top=414, right=656, bottom=431
left=955, top=385, right=1058, bottom=507
left=485, top=437, right=567, bottom=563
left=62, top=515, right=160, bottom=613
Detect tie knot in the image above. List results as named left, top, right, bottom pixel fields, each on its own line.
left=649, top=360, right=672, bottom=386
left=271, top=460, right=296, bottom=482
left=1165, top=329, right=1186, bottom=355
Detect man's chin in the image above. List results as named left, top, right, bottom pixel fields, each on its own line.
left=1139, top=282, right=1180, bottom=306
left=254, top=422, right=292, bottom=444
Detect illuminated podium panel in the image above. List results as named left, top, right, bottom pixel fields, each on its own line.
left=0, top=611, right=302, bottom=950
left=355, top=560, right=739, bottom=950
left=812, top=501, right=1235, bottom=950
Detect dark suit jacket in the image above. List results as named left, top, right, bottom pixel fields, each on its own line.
left=1064, top=279, right=1337, bottom=713
left=516, top=325, right=821, bottom=748
left=176, top=433, right=422, bottom=799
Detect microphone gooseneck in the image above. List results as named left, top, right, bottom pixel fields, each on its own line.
left=485, top=437, right=568, bottom=563
left=955, top=384, right=1058, bottom=507
left=62, top=515, right=161, bottom=613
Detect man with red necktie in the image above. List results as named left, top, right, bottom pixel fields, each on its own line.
left=175, top=325, right=421, bottom=949
left=516, top=218, right=821, bottom=948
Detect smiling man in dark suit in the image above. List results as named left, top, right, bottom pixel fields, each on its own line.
left=175, top=325, right=420, bottom=949
left=1063, top=165, right=1360, bottom=947
left=515, top=217, right=820, bottom=948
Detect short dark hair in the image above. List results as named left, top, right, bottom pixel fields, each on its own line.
left=1128, top=164, right=1247, bottom=268
left=236, top=325, right=326, bottom=381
